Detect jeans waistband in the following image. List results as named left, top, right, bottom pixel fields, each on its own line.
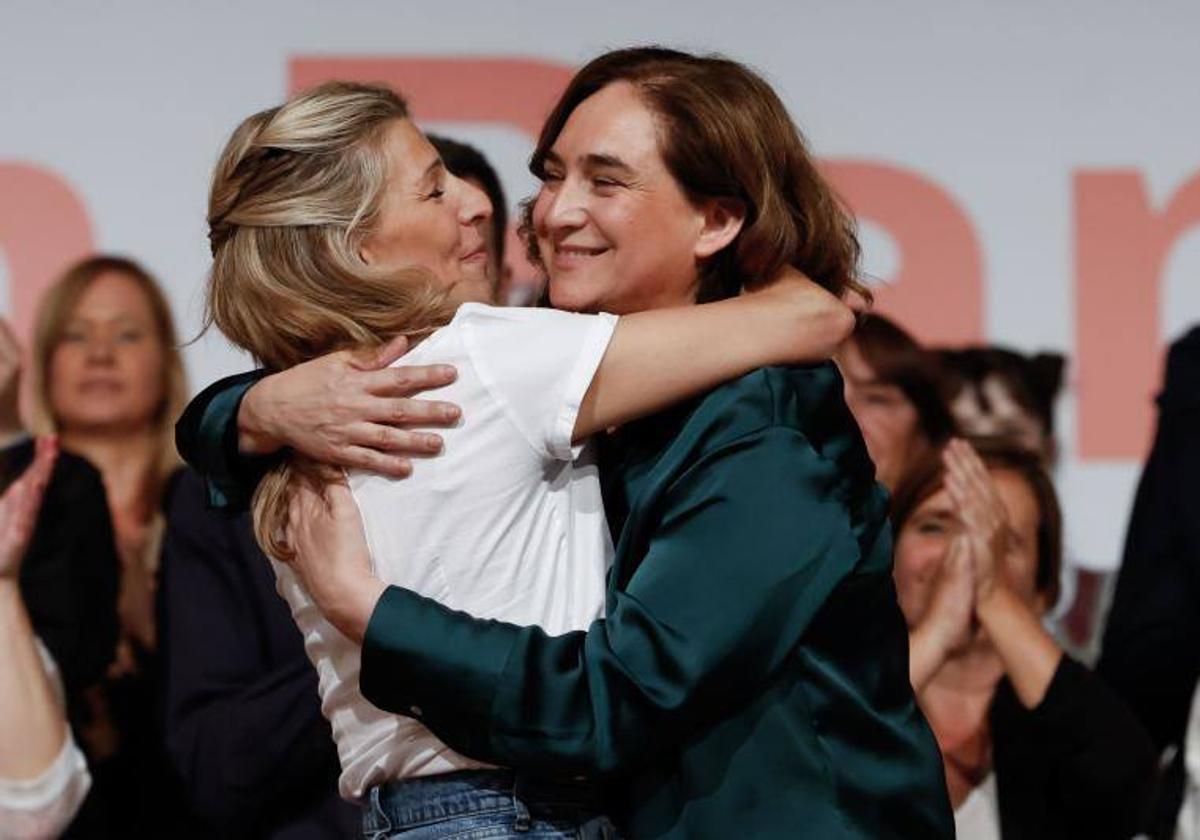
left=363, top=769, right=606, bottom=835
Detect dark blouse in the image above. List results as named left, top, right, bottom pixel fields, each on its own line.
left=990, top=655, right=1157, bottom=839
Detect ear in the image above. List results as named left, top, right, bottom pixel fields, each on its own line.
left=693, top=198, right=746, bottom=260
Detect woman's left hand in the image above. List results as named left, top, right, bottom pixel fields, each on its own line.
left=0, top=436, right=56, bottom=579
left=942, top=438, right=1010, bottom=606
left=286, top=480, right=386, bottom=643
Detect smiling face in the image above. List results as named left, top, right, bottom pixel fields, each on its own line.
left=48, top=271, right=167, bottom=436
left=893, top=468, right=1044, bottom=642
left=531, top=81, right=722, bottom=315
left=360, top=119, right=494, bottom=306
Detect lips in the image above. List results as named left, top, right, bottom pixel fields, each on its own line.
left=79, top=379, right=123, bottom=394
left=460, top=242, right=488, bottom=263
left=550, top=243, right=610, bottom=270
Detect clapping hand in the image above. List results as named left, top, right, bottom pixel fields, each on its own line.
left=0, top=437, right=57, bottom=579
left=943, top=438, right=1011, bottom=606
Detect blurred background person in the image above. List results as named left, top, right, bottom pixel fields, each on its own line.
left=937, top=347, right=1064, bottom=466
left=891, top=436, right=1156, bottom=839
left=160, top=468, right=357, bottom=839
left=0, top=437, right=93, bottom=840
left=935, top=345, right=1105, bottom=657
left=1099, top=324, right=1200, bottom=838
left=28, top=254, right=194, bottom=833
left=427, top=134, right=518, bottom=304
left=839, top=312, right=956, bottom=489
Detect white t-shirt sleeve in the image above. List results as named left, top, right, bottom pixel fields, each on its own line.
left=459, top=304, right=618, bottom=461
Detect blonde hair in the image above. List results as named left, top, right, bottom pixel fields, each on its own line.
left=29, top=254, right=187, bottom=502
left=205, top=80, right=457, bottom=559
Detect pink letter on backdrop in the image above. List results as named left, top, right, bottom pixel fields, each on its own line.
left=290, top=56, right=574, bottom=278
left=1075, top=169, right=1200, bottom=458
left=825, top=161, right=984, bottom=346
left=0, top=163, right=94, bottom=342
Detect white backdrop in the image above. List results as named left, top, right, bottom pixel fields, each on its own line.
left=3, top=1, right=1199, bottom=568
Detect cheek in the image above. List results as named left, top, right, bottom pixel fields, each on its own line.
left=531, top=189, right=551, bottom=234
left=893, top=540, right=940, bottom=622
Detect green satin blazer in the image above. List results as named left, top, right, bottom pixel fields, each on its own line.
left=177, top=363, right=953, bottom=839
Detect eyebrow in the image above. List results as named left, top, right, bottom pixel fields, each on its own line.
left=418, top=158, right=444, bottom=186
left=541, top=150, right=635, bottom=176
left=582, top=153, right=635, bottom=175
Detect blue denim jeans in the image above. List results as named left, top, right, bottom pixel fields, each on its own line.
left=361, top=770, right=622, bottom=839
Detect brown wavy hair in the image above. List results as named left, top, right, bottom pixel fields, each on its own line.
left=521, top=46, right=866, bottom=304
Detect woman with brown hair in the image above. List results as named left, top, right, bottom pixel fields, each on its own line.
left=840, top=313, right=957, bottom=489
left=891, top=437, right=1156, bottom=838
left=180, top=48, right=952, bottom=838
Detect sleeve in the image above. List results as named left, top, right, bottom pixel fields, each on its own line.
left=1098, top=330, right=1200, bottom=751
left=160, top=471, right=340, bottom=829
left=0, top=733, right=91, bottom=840
left=460, top=304, right=617, bottom=461
left=359, top=424, right=865, bottom=774
left=1010, top=657, right=1158, bottom=836
left=18, top=455, right=119, bottom=728
left=174, top=370, right=278, bottom=510
left=0, top=645, right=91, bottom=840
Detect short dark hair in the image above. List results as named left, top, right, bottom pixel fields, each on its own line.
left=522, top=46, right=864, bottom=303
left=428, top=134, right=507, bottom=264
left=853, top=313, right=957, bottom=446
left=889, top=436, right=1063, bottom=607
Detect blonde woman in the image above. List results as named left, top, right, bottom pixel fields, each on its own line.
left=29, top=255, right=190, bottom=832
left=192, top=80, right=855, bottom=836
left=30, top=255, right=186, bottom=669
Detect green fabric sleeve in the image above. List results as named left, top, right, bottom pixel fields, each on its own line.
left=175, top=370, right=278, bottom=509
left=360, top=424, right=866, bottom=774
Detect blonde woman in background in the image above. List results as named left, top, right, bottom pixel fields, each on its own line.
left=30, top=255, right=186, bottom=672
left=28, top=255, right=192, bottom=833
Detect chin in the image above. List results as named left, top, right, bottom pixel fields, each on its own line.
left=547, top=278, right=603, bottom=314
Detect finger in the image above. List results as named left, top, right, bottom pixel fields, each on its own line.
left=363, top=364, right=458, bottom=398
left=353, top=334, right=410, bottom=372
left=339, top=447, right=413, bottom=479
left=360, top=395, right=460, bottom=427
left=344, top=423, right=444, bottom=456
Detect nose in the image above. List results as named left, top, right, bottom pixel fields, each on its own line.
left=85, top=335, right=115, bottom=364
left=455, top=175, right=491, bottom=229
left=539, top=176, right=588, bottom=234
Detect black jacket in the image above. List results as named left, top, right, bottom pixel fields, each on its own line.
left=160, top=469, right=356, bottom=839
left=4, top=439, right=119, bottom=742
left=990, top=656, right=1156, bottom=839
left=1098, top=324, right=1200, bottom=835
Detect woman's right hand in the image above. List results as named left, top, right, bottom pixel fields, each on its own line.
left=743, top=266, right=856, bottom=360
left=239, top=335, right=462, bottom=478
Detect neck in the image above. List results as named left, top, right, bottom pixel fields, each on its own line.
left=928, top=643, right=1006, bottom=695
left=59, top=429, right=159, bottom=522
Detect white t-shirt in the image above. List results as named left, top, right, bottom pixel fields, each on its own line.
left=954, top=773, right=1001, bottom=840
left=273, top=303, right=619, bottom=800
